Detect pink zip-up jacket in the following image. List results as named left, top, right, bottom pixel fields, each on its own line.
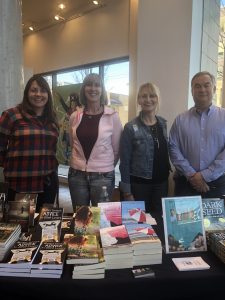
left=69, top=106, right=123, bottom=172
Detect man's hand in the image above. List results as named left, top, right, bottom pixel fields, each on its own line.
left=188, top=172, right=210, bottom=193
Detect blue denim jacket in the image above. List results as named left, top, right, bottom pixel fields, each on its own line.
left=119, top=113, right=169, bottom=193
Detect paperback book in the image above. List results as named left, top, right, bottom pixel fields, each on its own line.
left=0, top=223, right=21, bottom=248
left=0, top=182, right=8, bottom=222
left=162, top=196, right=207, bottom=254
left=121, top=201, right=147, bottom=224
left=74, top=206, right=100, bottom=236
left=202, top=198, right=225, bottom=232
left=64, top=234, right=99, bottom=264
left=31, top=241, right=66, bottom=270
left=132, top=266, right=155, bottom=278
left=37, top=207, right=64, bottom=242
left=98, top=202, right=122, bottom=228
left=172, top=256, right=210, bottom=271
left=0, top=240, right=40, bottom=269
left=5, top=193, right=37, bottom=231
left=100, top=225, right=132, bottom=255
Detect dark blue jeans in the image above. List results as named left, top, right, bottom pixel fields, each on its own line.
left=174, top=175, right=225, bottom=198
left=68, top=168, right=115, bottom=210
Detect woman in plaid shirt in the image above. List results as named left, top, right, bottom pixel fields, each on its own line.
left=0, top=75, right=59, bottom=212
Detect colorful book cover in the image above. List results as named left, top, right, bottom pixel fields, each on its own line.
left=121, top=201, right=147, bottom=224
left=125, top=223, right=161, bottom=248
left=74, top=206, right=100, bottom=236
left=202, top=198, right=225, bottom=231
left=98, top=202, right=122, bottom=228
left=162, top=196, right=207, bottom=254
left=100, top=225, right=132, bottom=252
left=64, top=234, right=99, bottom=264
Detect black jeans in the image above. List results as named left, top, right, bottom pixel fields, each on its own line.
left=174, top=174, right=225, bottom=198
left=131, top=180, right=168, bottom=214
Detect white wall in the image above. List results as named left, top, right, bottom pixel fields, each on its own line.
left=136, top=0, right=193, bottom=130
left=23, top=0, right=129, bottom=74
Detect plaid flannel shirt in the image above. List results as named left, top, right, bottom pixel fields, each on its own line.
left=0, top=107, right=59, bottom=192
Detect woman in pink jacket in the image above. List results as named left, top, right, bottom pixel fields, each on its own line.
left=68, top=73, right=123, bottom=210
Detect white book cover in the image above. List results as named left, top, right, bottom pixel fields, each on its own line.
left=172, top=256, right=210, bottom=271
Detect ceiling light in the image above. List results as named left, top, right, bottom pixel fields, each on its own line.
left=54, top=15, right=65, bottom=21
left=58, top=4, right=65, bottom=10
left=93, top=1, right=99, bottom=5
left=29, top=26, right=34, bottom=31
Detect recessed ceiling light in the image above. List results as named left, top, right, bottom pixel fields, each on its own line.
left=54, top=15, right=65, bottom=21
left=29, top=26, right=34, bottom=31
left=58, top=4, right=65, bottom=10
left=93, top=1, right=99, bottom=5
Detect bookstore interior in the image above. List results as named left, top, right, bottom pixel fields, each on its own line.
left=0, top=181, right=225, bottom=300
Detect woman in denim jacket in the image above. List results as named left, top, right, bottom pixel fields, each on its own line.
left=119, top=82, right=170, bottom=221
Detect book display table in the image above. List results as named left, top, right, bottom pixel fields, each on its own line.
left=1, top=237, right=225, bottom=300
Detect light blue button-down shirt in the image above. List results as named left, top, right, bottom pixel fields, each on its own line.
left=169, top=105, right=225, bottom=182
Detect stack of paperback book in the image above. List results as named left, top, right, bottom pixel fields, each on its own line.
left=64, top=233, right=105, bottom=279
left=98, top=200, right=161, bottom=268
left=72, top=247, right=105, bottom=279
left=30, top=241, right=67, bottom=278
left=0, top=240, right=40, bottom=277
left=208, top=231, right=225, bottom=264
left=125, top=223, right=162, bottom=266
left=100, top=224, right=133, bottom=269
left=0, top=223, right=21, bottom=261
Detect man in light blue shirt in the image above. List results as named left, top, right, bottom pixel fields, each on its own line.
left=169, top=71, right=225, bottom=197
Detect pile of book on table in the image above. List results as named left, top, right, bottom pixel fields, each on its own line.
left=0, top=206, right=67, bottom=278
left=64, top=206, right=106, bottom=279
left=98, top=200, right=162, bottom=269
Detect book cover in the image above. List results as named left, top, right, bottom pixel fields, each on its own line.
left=0, top=223, right=21, bottom=247
left=31, top=241, right=66, bottom=270
left=162, top=196, right=207, bottom=254
left=64, top=234, right=99, bottom=264
left=0, top=240, right=40, bottom=269
left=74, top=206, right=100, bottom=236
left=202, top=198, right=225, bottom=231
left=100, top=225, right=132, bottom=254
left=125, top=223, right=161, bottom=250
left=6, top=194, right=37, bottom=231
left=132, top=266, right=155, bottom=278
left=172, top=256, right=210, bottom=271
left=0, top=182, right=8, bottom=222
left=121, top=201, right=147, bottom=224
left=98, top=202, right=122, bottom=228
left=37, top=207, right=64, bottom=242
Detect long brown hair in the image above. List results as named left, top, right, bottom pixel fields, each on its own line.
left=18, top=75, right=59, bottom=128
